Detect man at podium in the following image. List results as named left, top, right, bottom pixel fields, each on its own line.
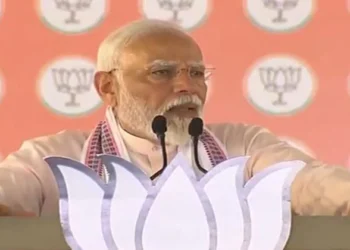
left=0, top=19, right=349, bottom=217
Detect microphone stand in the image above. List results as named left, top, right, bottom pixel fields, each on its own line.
left=192, top=135, right=208, bottom=174
left=150, top=115, right=168, bottom=181
left=189, top=117, right=207, bottom=174
left=150, top=133, right=167, bottom=180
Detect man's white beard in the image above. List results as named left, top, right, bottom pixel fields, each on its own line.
left=117, top=88, right=203, bottom=146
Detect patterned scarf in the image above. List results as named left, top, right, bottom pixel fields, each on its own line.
left=84, top=118, right=228, bottom=178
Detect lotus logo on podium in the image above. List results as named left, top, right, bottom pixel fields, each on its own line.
left=45, top=153, right=305, bottom=250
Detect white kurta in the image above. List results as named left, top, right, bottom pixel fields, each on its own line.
left=0, top=122, right=350, bottom=216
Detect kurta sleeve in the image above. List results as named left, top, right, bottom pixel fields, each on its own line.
left=0, top=156, right=43, bottom=215
left=216, top=123, right=350, bottom=216
left=0, top=130, right=88, bottom=216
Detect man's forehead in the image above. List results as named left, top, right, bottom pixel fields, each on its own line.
left=120, top=51, right=204, bottom=70
left=119, top=31, right=203, bottom=69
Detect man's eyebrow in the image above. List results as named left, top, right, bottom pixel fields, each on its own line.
left=144, top=60, right=205, bottom=69
left=187, top=61, right=205, bottom=68
left=144, top=60, right=178, bottom=69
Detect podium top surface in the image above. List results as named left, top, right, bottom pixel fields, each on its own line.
left=0, top=216, right=350, bottom=250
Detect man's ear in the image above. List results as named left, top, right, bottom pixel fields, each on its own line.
left=94, top=71, right=118, bottom=106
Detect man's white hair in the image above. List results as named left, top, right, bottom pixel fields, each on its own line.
left=97, top=19, right=186, bottom=72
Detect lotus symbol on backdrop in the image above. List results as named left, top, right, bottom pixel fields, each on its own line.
left=45, top=153, right=305, bottom=250
left=51, top=68, right=94, bottom=107
left=262, top=0, right=299, bottom=23
left=54, top=0, right=93, bottom=24
left=259, top=66, right=301, bottom=106
left=157, top=0, right=194, bottom=24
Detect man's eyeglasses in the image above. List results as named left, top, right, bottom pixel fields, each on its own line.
left=108, top=65, right=215, bottom=83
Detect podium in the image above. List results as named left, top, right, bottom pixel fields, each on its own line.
left=0, top=216, right=350, bottom=249
left=1, top=154, right=350, bottom=249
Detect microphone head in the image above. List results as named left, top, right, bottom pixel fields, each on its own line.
left=188, top=117, right=203, bottom=137
left=152, top=115, right=167, bottom=135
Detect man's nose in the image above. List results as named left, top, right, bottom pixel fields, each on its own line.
left=172, top=72, right=195, bottom=94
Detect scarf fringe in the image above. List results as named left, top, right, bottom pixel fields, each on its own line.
left=84, top=120, right=227, bottom=177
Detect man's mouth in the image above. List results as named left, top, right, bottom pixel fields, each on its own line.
left=167, top=103, right=198, bottom=112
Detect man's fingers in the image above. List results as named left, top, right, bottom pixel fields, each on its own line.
left=0, top=204, right=36, bottom=216
left=0, top=204, right=12, bottom=216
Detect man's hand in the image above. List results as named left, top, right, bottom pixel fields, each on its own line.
left=0, top=204, right=11, bottom=216
left=0, top=204, right=36, bottom=216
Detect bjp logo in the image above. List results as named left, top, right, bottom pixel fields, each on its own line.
left=45, top=153, right=305, bottom=250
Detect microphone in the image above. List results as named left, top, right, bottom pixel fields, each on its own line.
left=150, top=115, right=168, bottom=180
left=188, top=117, right=207, bottom=174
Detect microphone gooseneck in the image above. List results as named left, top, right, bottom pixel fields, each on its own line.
left=188, top=117, right=207, bottom=174
left=150, top=115, right=168, bottom=180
